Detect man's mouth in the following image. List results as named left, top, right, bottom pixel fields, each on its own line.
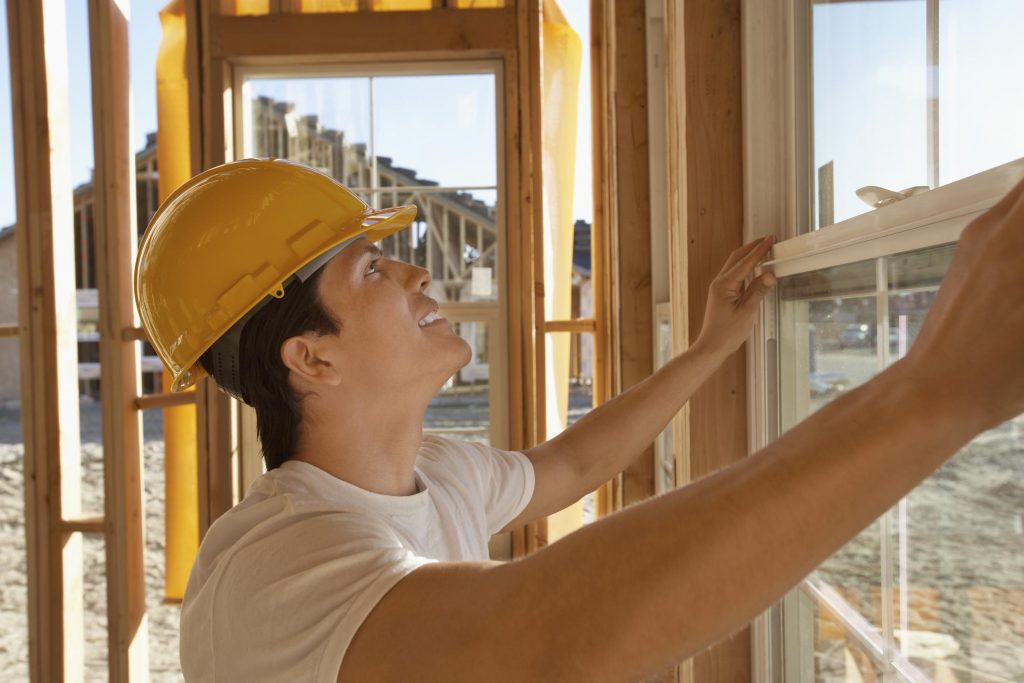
left=418, top=311, right=442, bottom=327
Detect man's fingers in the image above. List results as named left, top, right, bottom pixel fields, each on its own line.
left=724, top=235, right=775, bottom=283
left=722, top=235, right=773, bottom=272
left=738, top=271, right=777, bottom=309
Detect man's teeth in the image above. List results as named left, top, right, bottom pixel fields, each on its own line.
left=419, top=311, right=441, bottom=327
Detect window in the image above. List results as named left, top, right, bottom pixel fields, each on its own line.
left=235, top=63, right=508, bottom=451
left=746, top=2, right=1024, bottom=681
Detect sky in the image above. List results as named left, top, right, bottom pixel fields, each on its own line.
left=1, top=1, right=1022, bottom=231
left=0, top=0, right=165, bottom=227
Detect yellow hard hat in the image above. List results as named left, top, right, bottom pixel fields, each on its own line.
left=135, top=158, right=417, bottom=394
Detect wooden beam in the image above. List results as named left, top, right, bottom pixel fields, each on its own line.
left=59, top=515, right=107, bottom=535
left=543, top=318, right=596, bottom=333
left=135, top=392, right=198, bottom=411
left=88, top=1, right=150, bottom=678
left=7, top=0, right=85, bottom=679
left=666, top=0, right=752, bottom=680
left=589, top=0, right=616, bottom=518
left=610, top=0, right=654, bottom=508
left=211, top=7, right=516, bottom=59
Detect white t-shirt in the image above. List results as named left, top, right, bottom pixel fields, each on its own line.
left=179, top=435, right=535, bottom=682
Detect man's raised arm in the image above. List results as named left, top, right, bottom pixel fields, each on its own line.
left=339, top=179, right=1024, bottom=683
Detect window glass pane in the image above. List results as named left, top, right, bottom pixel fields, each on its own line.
left=779, top=258, right=885, bottom=644
left=375, top=187, right=498, bottom=304
left=938, top=1, right=1024, bottom=186
left=812, top=0, right=927, bottom=229
left=373, top=74, right=496, bottom=189
left=810, top=0, right=1024, bottom=231
left=246, top=77, right=372, bottom=179
left=425, top=320, right=491, bottom=443
left=243, top=73, right=499, bottom=303
left=885, top=244, right=1024, bottom=682
left=813, top=602, right=887, bottom=682
left=777, top=246, right=1024, bottom=680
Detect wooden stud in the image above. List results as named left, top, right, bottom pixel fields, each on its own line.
left=588, top=0, right=616, bottom=519
left=88, top=1, right=150, bottom=678
left=7, top=0, right=85, bottom=679
left=665, top=1, right=752, bottom=680
left=610, top=0, right=654, bottom=508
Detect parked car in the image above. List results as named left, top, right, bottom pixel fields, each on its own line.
left=839, top=323, right=874, bottom=349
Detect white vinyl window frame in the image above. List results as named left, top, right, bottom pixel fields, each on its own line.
left=742, top=2, right=1024, bottom=681
left=229, top=60, right=510, bottom=470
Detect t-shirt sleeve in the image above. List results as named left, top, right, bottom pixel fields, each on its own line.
left=436, top=438, right=536, bottom=536
left=207, top=511, right=437, bottom=683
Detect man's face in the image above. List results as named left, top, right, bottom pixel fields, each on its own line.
left=311, top=237, right=472, bottom=394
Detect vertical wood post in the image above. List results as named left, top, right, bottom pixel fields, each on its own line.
left=8, top=1, right=85, bottom=680
left=609, top=0, right=654, bottom=507
left=666, top=0, right=752, bottom=680
left=88, top=0, right=150, bottom=678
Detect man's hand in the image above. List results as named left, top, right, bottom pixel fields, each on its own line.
left=695, top=235, right=777, bottom=357
left=896, top=176, right=1024, bottom=432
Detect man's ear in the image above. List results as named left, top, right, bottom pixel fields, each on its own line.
left=280, top=334, right=342, bottom=388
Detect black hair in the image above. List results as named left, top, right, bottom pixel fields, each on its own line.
left=199, top=268, right=340, bottom=470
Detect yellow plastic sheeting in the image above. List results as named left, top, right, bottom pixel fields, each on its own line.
left=156, top=0, right=199, bottom=603
left=540, top=0, right=582, bottom=544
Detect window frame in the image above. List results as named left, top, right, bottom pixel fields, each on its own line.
left=743, top=2, right=1024, bottom=681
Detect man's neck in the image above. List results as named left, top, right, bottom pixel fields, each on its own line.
left=289, top=396, right=428, bottom=497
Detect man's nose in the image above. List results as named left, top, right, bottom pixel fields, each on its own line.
left=407, top=262, right=431, bottom=291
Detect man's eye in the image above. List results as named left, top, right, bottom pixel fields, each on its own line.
left=367, top=259, right=380, bottom=275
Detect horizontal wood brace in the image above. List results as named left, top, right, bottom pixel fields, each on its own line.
left=0, top=324, right=18, bottom=338
left=59, top=515, right=106, bottom=534
left=543, top=319, right=597, bottom=334
left=135, top=391, right=197, bottom=411
left=212, top=7, right=516, bottom=59
left=122, top=326, right=149, bottom=342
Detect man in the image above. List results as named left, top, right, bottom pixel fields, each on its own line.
left=136, top=158, right=1024, bottom=682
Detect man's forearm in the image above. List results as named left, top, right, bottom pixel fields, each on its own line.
left=505, top=361, right=984, bottom=682
left=543, top=340, right=730, bottom=490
